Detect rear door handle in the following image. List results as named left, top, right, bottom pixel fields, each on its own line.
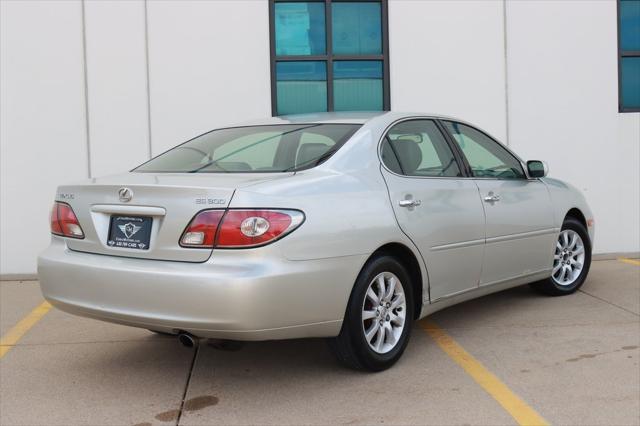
left=399, top=199, right=421, bottom=208
left=483, top=193, right=501, bottom=203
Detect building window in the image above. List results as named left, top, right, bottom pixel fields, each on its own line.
left=618, top=0, right=640, bottom=112
left=269, top=0, right=390, bottom=116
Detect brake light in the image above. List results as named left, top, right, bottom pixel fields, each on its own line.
left=180, top=209, right=304, bottom=249
left=50, top=202, right=84, bottom=238
left=218, top=210, right=301, bottom=248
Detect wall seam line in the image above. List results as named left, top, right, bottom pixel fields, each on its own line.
left=143, top=0, right=153, bottom=159
left=80, top=0, right=92, bottom=177
left=502, top=0, right=511, bottom=147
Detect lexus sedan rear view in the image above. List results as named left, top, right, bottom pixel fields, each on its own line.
left=38, top=112, right=594, bottom=371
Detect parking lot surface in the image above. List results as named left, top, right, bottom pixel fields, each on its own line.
left=1, top=259, right=639, bottom=426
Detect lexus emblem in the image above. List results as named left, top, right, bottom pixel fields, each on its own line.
left=118, top=187, right=133, bottom=203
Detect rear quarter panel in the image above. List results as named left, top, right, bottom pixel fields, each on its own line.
left=230, top=129, right=408, bottom=259
left=229, top=127, right=430, bottom=311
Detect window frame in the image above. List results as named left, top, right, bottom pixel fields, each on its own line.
left=269, top=0, right=390, bottom=116
left=617, top=0, right=640, bottom=113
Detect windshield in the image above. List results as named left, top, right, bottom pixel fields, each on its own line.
left=134, top=124, right=361, bottom=173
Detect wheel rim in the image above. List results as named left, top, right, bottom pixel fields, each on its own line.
left=552, top=230, right=585, bottom=286
left=361, top=272, right=407, bottom=354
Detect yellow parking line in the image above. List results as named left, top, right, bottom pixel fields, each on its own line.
left=420, top=320, right=548, bottom=426
left=618, top=258, right=640, bottom=266
left=0, top=301, right=51, bottom=359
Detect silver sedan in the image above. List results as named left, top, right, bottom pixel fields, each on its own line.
left=38, top=112, right=594, bottom=371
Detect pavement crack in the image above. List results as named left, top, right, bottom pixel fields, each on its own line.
left=175, top=340, right=200, bottom=426
left=578, top=289, right=640, bottom=317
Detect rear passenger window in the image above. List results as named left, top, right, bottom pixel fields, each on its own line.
left=381, top=120, right=461, bottom=177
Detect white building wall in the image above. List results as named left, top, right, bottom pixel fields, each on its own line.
left=84, top=0, right=151, bottom=177
left=1, top=0, right=638, bottom=277
left=146, top=0, right=271, bottom=155
left=1, top=0, right=89, bottom=277
left=506, top=0, right=640, bottom=254
left=389, top=0, right=508, bottom=141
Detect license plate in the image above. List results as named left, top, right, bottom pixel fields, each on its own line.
left=108, top=216, right=152, bottom=250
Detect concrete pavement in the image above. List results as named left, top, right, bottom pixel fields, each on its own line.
left=1, top=259, right=638, bottom=425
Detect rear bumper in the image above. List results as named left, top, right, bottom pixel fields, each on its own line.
left=38, top=239, right=366, bottom=340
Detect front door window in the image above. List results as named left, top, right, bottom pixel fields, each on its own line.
left=443, top=121, right=525, bottom=179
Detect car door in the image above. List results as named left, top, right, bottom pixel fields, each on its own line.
left=442, top=121, right=556, bottom=286
left=380, top=119, right=486, bottom=301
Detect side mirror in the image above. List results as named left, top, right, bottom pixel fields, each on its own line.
left=527, top=160, right=548, bottom=178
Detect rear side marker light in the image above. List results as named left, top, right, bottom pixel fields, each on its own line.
left=50, top=202, right=85, bottom=239
left=180, top=209, right=304, bottom=249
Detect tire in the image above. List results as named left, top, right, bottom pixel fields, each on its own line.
left=328, top=254, right=414, bottom=371
left=531, top=217, right=592, bottom=296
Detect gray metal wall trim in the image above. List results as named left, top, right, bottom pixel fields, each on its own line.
left=502, top=0, right=511, bottom=147
left=144, top=0, right=153, bottom=159
left=80, top=0, right=92, bottom=178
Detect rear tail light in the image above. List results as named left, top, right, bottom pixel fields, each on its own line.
left=50, top=202, right=84, bottom=239
left=217, top=210, right=302, bottom=248
left=180, top=209, right=304, bottom=249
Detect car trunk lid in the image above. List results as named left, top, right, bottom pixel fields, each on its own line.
left=58, top=172, right=289, bottom=262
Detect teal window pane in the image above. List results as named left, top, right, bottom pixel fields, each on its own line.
left=275, top=2, right=326, bottom=55
left=621, top=57, right=640, bottom=109
left=332, top=2, right=382, bottom=55
left=333, top=61, right=383, bottom=111
left=276, top=61, right=327, bottom=115
left=620, top=0, right=640, bottom=51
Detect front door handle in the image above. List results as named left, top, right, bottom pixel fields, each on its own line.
left=399, top=199, right=422, bottom=208
left=483, top=192, right=501, bottom=203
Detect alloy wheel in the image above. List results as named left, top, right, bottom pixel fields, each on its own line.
left=361, top=272, right=407, bottom=354
left=552, top=229, right=585, bottom=286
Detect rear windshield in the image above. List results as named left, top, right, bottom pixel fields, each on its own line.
left=134, top=124, right=361, bottom=173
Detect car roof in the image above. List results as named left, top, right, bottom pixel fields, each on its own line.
left=236, top=111, right=457, bottom=126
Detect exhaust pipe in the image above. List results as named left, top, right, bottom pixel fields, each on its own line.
left=178, top=331, right=197, bottom=348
